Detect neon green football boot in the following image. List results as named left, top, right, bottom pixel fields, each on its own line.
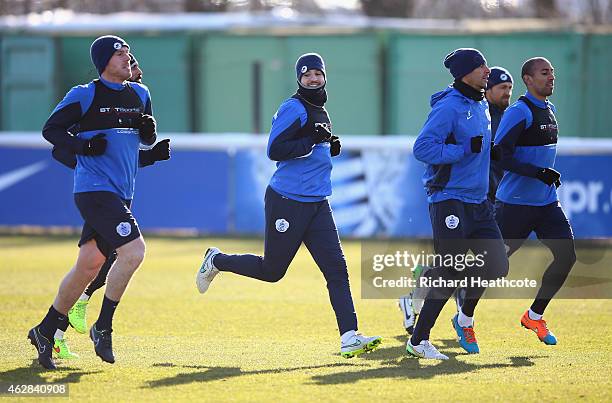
left=340, top=333, right=382, bottom=358
left=53, top=338, right=79, bottom=359
left=68, top=300, right=89, bottom=334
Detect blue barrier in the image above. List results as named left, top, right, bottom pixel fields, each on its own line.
left=1, top=135, right=612, bottom=238
left=0, top=145, right=230, bottom=234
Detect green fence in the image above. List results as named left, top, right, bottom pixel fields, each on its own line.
left=387, top=32, right=593, bottom=137
left=1, top=36, right=57, bottom=131
left=1, top=30, right=610, bottom=137
left=59, top=34, right=192, bottom=133
left=197, top=33, right=381, bottom=135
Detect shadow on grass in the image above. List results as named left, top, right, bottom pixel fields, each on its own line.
left=145, top=362, right=367, bottom=388
left=359, top=336, right=459, bottom=363
left=309, top=338, right=549, bottom=384
left=0, top=360, right=101, bottom=384
left=145, top=335, right=548, bottom=387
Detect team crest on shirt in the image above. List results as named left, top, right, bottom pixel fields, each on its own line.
left=116, top=222, right=132, bottom=237
left=275, top=219, right=289, bottom=233
left=445, top=215, right=459, bottom=229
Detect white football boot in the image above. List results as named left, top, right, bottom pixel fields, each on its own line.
left=196, top=247, right=221, bottom=294
left=398, top=293, right=417, bottom=334
left=406, top=339, right=449, bottom=360
left=340, top=333, right=382, bottom=358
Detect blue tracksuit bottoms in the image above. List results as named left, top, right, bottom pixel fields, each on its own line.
left=214, top=186, right=358, bottom=335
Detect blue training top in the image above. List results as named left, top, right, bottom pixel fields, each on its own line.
left=413, top=86, right=492, bottom=204
left=267, top=97, right=332, bottom=202
left=494, top=91, right=558, bottom=206
left=43, top=77, right=153, bottom=200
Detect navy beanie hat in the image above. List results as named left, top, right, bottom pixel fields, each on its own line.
left=90, top=35, right=129, bottom=76
left=487, top=66, right=513, bottom=90
left=443, top=48, right=487, bottom=80
left=129, top=53, right=138, bottom=68
left=295, top=53, right=326, bottom=81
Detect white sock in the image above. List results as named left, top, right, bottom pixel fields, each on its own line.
left=528, top=309, right=542, bottom=320
left=79, top=293, right=90, bottom=302
left=409, top=338, right=423, bottom=347
left=457, top=309, right=474, bottom=327
left=54, top=329, right=64, bottom=340
left=341, top=330, right=356, bottom=344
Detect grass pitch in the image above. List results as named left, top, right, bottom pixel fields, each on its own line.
left=0, top=235, right=610, bottom=402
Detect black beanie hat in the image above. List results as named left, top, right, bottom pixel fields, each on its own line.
left=90, top=35, right=129, bottom=76
left=443, top=48, right=487, bottom=80
left=295, top=53, right=326, bottom=81
left=486, top=66, right=513, bottom=90
left=129, top=53, right=138, bottom=68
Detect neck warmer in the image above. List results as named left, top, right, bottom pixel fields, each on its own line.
left=295, top=84, right=327, bottom=107
left=453, top=79, right=485, bottom=101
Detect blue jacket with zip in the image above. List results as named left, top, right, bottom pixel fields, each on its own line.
left=267, top=97, right=332, bottom=202
left=494, top=91, right=558, bottom=206
left=414, top=86, right=492, bottom=204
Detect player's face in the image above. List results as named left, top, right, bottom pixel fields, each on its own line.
left=462, top=64, right=491, bottom=91
left=300, top=69, right=325, bottom=89
left=103, top=47, right=131, bottom=82
left=130, top=63, right=143, bottom=83
left=526, top=60, right=555, bottom=98
left=486, top=82, right=513, bottom=109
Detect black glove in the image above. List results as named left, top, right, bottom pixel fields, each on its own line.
left=554, top=179, right=562, bottom=188
left=330, top=135, right=341, bottom=157
left=139, top=139, right=171, bottom=167
left=535, top=167, right=561, bottom=186
left=150, top=139, right=171, bottom=161
left=490, top=143, right=502, bottom=161
left=312, top=124, right=332, bottom=143
left=139, top=113, right=157, bottom=143
left=52, top=145, right=77, bottom=168
left=81, top=133, right=107, bottom=156
left=466, top=135, right=483, bottom=153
